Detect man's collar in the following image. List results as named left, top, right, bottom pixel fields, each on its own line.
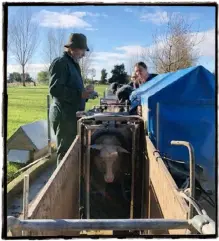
left=64, top=51, right=80, bottom=64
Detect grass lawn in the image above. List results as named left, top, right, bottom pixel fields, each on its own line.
left=7, top=162, right=23, bottom=184
left=7, top=84, right=108, bottom=139
left=7, top=84, right=108, bottom=179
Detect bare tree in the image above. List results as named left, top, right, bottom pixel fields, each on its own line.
left=90, top=68, right=96, bottom=82
left=8, top=7, right=39, bottom=86
left=146, top=13, right=204, bottom=73
left=42, top=28, right=69, bottom=70
left=127, top=52, right=141, bottom=75
left=79, top=47, right=94, bottom=83
left=127, top=47, right=153, bottom=75
left=42, top=29, right=94, bottom=82
left=44, top=29, right=56, bottom=68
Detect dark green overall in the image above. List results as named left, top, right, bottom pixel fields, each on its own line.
left=49, top=52, right=86, bottom=166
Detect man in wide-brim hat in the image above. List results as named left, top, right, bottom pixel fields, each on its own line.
left=49, top=33, right=93, bottom=166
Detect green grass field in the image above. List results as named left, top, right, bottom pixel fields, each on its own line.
left=7, top=84, right=108, bottom=181
left=7, top=84, right=107, bottom=139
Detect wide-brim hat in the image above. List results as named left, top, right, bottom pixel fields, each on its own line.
left=64, top=33, right=89, bottom=51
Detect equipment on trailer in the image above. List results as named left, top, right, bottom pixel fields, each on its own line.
left=6, top=66, right=216, bottom=236
left=7, top=111, right=216, bottom=236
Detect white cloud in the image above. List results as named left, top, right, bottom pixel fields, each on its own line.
left=31, top=10, right=106, bottom=29
left=187, top=13, right=200, bottom=21
left=193, top=29, right=215, bottom=57
left=89, top=51, right=128, bottom=78
left=101, top=13, right=108, bottom=18
left=32, top=10, right=91, bottom=28
left=140, top=8, right=201, bottom=25
left=113, top=28, right=215, bottom=71
left=7, top=63, right=49, bottom=79
left=116, top=45, right=147, bottom=56
left=140, top=9, right=169, bottom=25
left=72, top=11, right=87, bottom=18
left=117, top=29, right=215, bottom=59
left=124, top=7, right=133, bottom=13
left=86, top=12, right=108, bottom=17
left=7, top=28, right=215, bottom=81
left=92, top=51, right=127, bottom=61
left=85, top=27, right=98, bottom=31
left=7, top=52, right=128, bottom=80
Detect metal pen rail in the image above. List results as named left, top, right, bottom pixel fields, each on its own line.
left=7, top=216, right=215, bottom=234
left=93, top=105, right=129, bottom=112
left=7, top=217, right=189, bottom=231
left=78, top=114, right=144, bottom=123
left=47, top=95, right=52, bottom=156
left=130, top=124, right=137, bottom=219
left=86, top=129, right=91, bottom=219
left=171, top=141, right=195, bottom=219
left=78, top=115, right=143, bottom=220
left=7, top=160, right=215, bottom=236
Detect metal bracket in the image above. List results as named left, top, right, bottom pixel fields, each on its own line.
left=171, top=141, right=195, bottom=219
left=188, top=214, right=215, bottom=234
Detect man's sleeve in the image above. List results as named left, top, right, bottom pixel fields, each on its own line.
left=49, top=58, right=82, bottom=106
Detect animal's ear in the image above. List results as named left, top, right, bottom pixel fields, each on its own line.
left=117, top=146, right=129, bottom=153
left=90, top=144, right=103, bottom=150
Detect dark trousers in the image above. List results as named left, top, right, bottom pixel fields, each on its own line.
left=50, top=102, right=77, bottom=166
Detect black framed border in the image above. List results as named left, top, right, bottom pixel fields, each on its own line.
left=2, top=1, right=218, bottom=239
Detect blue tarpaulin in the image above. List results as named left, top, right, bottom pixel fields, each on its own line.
left=129, top=66, right=215, bottom=187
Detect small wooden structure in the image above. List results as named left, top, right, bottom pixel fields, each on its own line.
left=7, top=120, right=56, bottom=164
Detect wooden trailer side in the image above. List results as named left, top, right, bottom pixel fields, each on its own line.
left=26, top=136, right=81, bottom=237
left=146, top=136, right=189, bottom=235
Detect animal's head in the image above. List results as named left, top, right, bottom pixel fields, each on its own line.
left=91, top=144, right=129, bottom=183
left=116, top=85, right=133, bottom=103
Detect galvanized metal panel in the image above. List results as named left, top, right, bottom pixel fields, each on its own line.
left=7, top=128, right=36, bottom=151
left=8, top=150, right=30, bottom=164
left=21, top=120, right=56, bottom=150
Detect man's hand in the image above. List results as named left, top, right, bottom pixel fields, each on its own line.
left=85, top=84, right=94, bottom=91
left=82, top=89, right=93, bottom=99
left=88, top=91, right=98, bottom=99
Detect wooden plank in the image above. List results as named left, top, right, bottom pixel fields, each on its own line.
left=146, top=136, right=189, bottom=235
left=7, top=155, right=55, bottom=204
left=148, top=182, right=169, bottom=235
left=26, top=136, right=80, bottom=237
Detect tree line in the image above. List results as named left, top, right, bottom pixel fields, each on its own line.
left=8, top=63, right=130, bottom=86
left=37, top=63, right=129, bottom=85
left=7, top=7, right=205, bottom=87
left=7, top=72, right=36, bottom=85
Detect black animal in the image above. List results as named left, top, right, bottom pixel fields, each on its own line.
left=128, top=81, right=140, bottom=89
left=116, top=74, right=158, bottom=103
left=110, top=82, right=123, bottom=94
left=116, top=84, right=133, bottom=104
